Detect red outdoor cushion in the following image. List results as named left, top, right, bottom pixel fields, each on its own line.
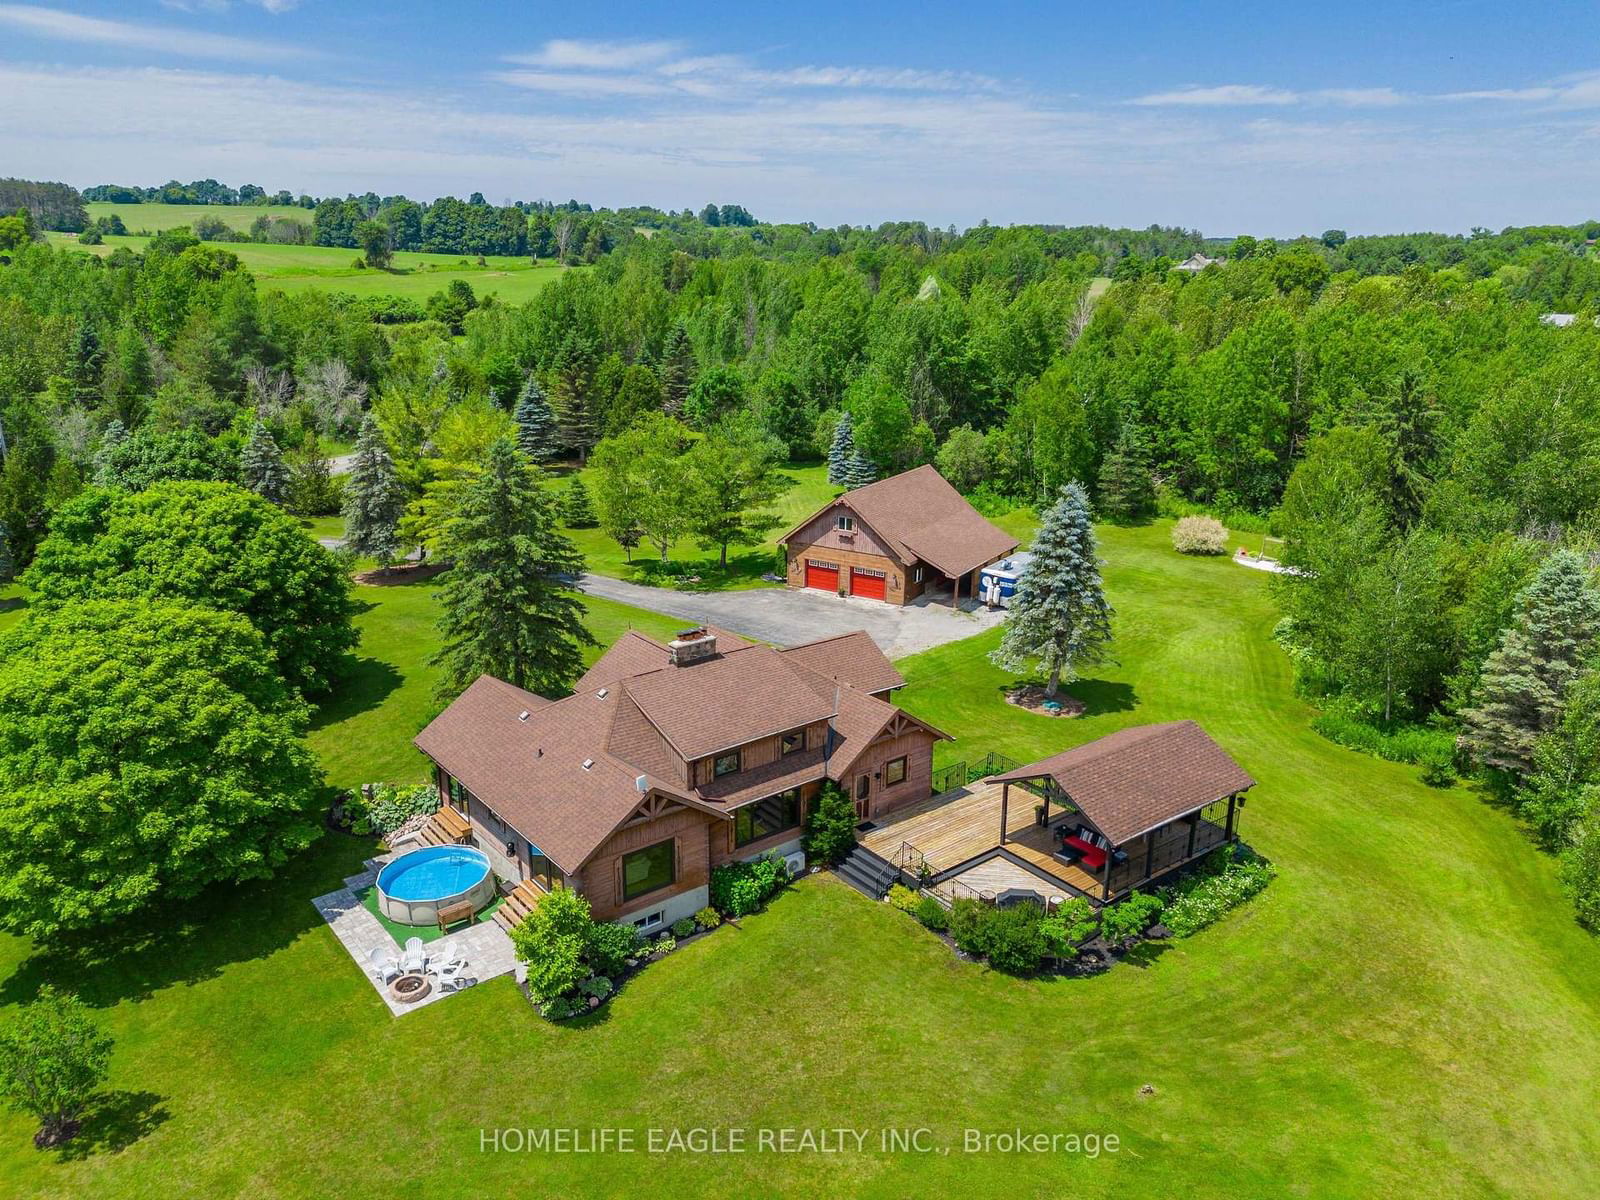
left=1063, top=835, right=1107, bottom=870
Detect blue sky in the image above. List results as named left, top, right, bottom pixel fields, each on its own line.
left=1, top=1, right=1597, bottom=234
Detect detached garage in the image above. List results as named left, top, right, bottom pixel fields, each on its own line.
left=804, top=560, right=839, bottom=592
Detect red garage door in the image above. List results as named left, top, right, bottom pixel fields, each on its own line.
left=850, top=567, right=887, bottom=601
left=804, top=561, right=839, bottom=592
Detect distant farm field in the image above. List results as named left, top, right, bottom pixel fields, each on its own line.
left=49, top=227, right=572, bottom=303
left=86, top=201, right=310, bottom=234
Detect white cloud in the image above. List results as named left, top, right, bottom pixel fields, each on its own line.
left=506, top=39, right=683, bottom=70
left=1129, top=84, right=1300, bottom=107
left=489, top=70, right=672, bottom=98
left=0, top=3, right=304, bottom=60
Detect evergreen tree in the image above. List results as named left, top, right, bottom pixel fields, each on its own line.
left=827, top=410, right=856, bottom=485
left=802, top=780, right=858, bottom=866
left=433, top=437, right=595, bottom=698
left=558, top=476, right=597, bottom=527
left=0, top=519, right=11, bottom=582
left=549, top=333, right=600, bottom=463
left=990, top=481, right=1115, bottom=697
left=658, top=322, right=697, bottom=417
left=843, top=451, right=878, bottom=490
left=512, top=374, right=558, bottom=462
left=1462, top=550, right=1600, bottom=776
left=100, top=325, right=152, bottom=427
left=68, top=322, right=103, bottom=408
left=239, top=421, right=290, bottom=505
left=1097, top=422, right=1155, bottom=520
left=90, top=419, right=128, bottom=488
left=342, top=413, right=406, bottom=571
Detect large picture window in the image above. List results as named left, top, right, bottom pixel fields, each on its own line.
left=735, top=788, right=802, bottom=848
left=621, top=839, right=675, bottom=901
left=885, top=756, right=907, bottom=786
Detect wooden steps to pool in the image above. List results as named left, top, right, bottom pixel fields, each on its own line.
left=493, top=880, right=543, bottom=933
left=416, top=804, right=471, bottom=848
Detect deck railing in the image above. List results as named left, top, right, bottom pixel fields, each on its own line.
left=931, top=751, right=1026, bottom=797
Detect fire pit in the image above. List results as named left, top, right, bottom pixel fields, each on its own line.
left=388, top=972, right=432, bottom=1004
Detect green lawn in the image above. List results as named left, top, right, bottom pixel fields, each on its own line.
left=47, top=230, right=572, bottom=304
left=0, top=522, right=1597, bottom=1197
left=562, top=459, right=838, bottom=588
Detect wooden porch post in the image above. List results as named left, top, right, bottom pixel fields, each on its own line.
left=1142, top=830, right=1156, bottom=884
left=999, top=781, right=1009, bottom=845
left=1225, top=793, right=1238, bottom=841
left=1100, top=847, right=1114, bottom=902
left=1186, top=811, right=1199, bottom=858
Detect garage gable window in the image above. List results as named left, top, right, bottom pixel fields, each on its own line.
left=837, top=515, right=855, bottom=531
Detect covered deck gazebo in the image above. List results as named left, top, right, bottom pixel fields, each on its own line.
left=989, top=721, right=1256, bottom=903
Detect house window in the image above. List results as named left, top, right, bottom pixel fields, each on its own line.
left=713, top=751, right=740, bottom=778
left=856, top=774, right=870, bottom=801
left=781, top=730, right=803, bottom=756
left=632, top=910, right=663, bottom=931
left=837, top=515, right=855, bottom=532
left=621, top=839, right=675, bottom=901
left=735, top=788, right=802, bottom=848
left=913, top=566, right=924, bottom=584
left=885, top=756, right=907, bottom=786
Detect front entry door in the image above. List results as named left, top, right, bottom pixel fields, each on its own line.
left=855, top=773, right=871, bottom=820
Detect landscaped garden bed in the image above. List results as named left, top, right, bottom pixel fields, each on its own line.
left=882, top=844, right=1276, bottom=977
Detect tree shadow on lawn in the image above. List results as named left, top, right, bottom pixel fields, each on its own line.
left=0, top=832, right=374, bottom=1011
left=309, top=655, right=402, bottom=731
left=997, top=677, right=1137, bottom=718
left=52, top=1090, right=171, bottom=1162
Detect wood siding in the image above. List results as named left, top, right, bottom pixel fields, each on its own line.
left=786, top=505, right=898, bottom=559
left=844, top=723, right=937, bottom=820
left=689, top=720, right=829, bottom=788
left=786, top=543, right=913, bottom=604
left=573, top=800, right=717, bottom=922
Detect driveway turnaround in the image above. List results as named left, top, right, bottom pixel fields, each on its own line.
left=578, top=574, right=1005, bottom=658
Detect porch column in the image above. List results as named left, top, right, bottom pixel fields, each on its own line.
left=1225, top=793, right=1239, bottom=841
left=1186, top=811, right=1199, bottom=858
left=1142, top=831, right=1156, bottom=883
left=999, top=781, right=1009, bottom=845
left=1100, top=847, right=1114, bottom=902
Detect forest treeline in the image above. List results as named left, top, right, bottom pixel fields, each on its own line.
left=3, top=183, right=1600, bottom=926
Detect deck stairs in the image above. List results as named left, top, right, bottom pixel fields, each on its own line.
left=493, top=880, right=543, bottom=933
left=415, top=804, right=471, bottom=847
left=833, top=844, right=899, bottom=899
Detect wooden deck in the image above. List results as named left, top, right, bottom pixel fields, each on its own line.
left=860, top=780, right=1229, bottom=902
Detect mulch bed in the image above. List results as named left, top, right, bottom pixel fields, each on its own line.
left=353, top=562, right=447, bottom=586
left=1005, top=685, right=1086, bottom=717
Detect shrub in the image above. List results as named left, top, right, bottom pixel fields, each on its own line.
left=1171, top=515, right=1228, bottom=555
left=579, top=975, right=613, bottom=1000
left=886, top=884, right=921, bottom=913
left=1039, top=897, right=1099, bottom=958
left=1561, top=823, right=1600, bottom=932
left=585, top=921, right=643, bottom=977
left=694, top=906, right=722, bottom=930
left=510, top=887, right=592, bottom=1005
left=1310, top=704, right=1457, bottom=768
left=1100, top=891, right=1163, bottom=945
left=652, top=935, right=677, bottom=955
left=671, top=917, right=696, bottom=939
left=1161, top=846, right=1277, bottom=937
left=542, top=994, right=586, bottom=1020
left=974, top=903, right=1049, bottom=974
left=914, top=896, right=948, bottom=931
left=803, top=780, right=857, bottom=866
left=709, top=855, right=791, bottom=917
left=947, top=898, right=989, bottom=953
left=0, top=986, right=113, bottom=1148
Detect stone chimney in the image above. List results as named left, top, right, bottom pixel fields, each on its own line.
left=668, top=628, right=718, bottom=667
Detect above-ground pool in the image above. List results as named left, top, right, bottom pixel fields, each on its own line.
left=376, top=845, right=495, bottom=926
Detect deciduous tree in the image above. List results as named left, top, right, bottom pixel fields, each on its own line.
left=0, top=987, right=113, bottom=1148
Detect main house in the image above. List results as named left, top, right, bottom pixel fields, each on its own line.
left=414, top=626, right=948, bottom=931
left=780, top=464, right=1019, bottom=606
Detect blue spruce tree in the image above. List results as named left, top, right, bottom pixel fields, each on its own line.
left=990, top=481, right=1114, bottom=697
left=827, top=411, right=856, bottom=485
left=843, top=451, right=878, bottom=490
left=513, top=375, right=558, bottom=463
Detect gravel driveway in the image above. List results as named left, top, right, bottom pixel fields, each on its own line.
left=578, top=574, right=1005, bottom=658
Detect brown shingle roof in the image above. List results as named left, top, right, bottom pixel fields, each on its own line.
left=694, top=745, right=829, bottom=807
left=781, top=465, right=1018, bottom=579
left=619, top=644, right=836, bottom=761
left=777, top=630, right=905, bottom=694
left=414, top=679, right=677, bottom=874
left=989, top=721, right=1255, bottom=845
left=575, top=625, right=753, bottom=692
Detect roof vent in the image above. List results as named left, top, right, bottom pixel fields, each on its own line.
left=518, top=710, right=530, bottom=722
left=668, top=627, right=718, bottom=667
left=582, top=758, right=595, bottom=770
left=597, top=687, right=608, bottom=698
